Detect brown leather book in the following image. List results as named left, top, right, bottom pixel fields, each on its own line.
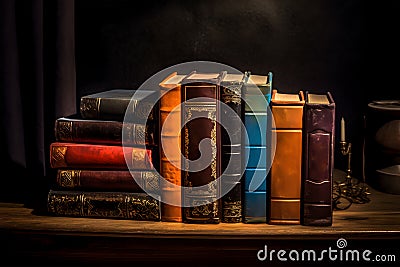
left=181, top=71, right=225, bottom=224
left=47, top=190, right=161, bottom=221
left=54, top=114, right=156, bottom=146
left=158, top=72, right=188, bottom=222
left=268, top=89, right=305, bottom=225
left=54, top=169, right=160, bottom=193
left=302, top=91, right=335, bottom=226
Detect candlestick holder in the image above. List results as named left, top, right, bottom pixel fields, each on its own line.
left=333, top=140, right=371, bottom=210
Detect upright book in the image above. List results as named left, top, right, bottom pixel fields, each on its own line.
left=268, top=89, right=305, bottom=225
left=302, top=91, right=335, bottom=226
left=54, top=114, right=156, bottom=146
left=80, top=89, right=158, bottom=122
left=49, top=142, right=153, bottom=170
left=181, top=71, right=225, bottom=224
left=47, top=190, right=161, bottom=221
left=220, top=73, right=245, bottom=223
left=158, top=72, right=188, bottom=222
left=242, top=71, right=273, bottom=223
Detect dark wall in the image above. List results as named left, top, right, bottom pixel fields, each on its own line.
left=75, top=0, right=400, bottom=179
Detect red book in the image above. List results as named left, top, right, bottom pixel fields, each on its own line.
left=50, top=142, right=153, bottom=170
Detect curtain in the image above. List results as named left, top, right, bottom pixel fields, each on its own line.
left=0, top=0, right=76, bottom=205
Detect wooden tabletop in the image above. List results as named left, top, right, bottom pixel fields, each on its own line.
left=1, top=169, right=399, bottom=266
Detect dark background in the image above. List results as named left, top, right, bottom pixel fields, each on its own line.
left=1, top=0, right=400, bottom=204
left=75, top=0, right=399, bottom=181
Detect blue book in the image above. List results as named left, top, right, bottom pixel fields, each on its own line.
left=243, top=72, right=272, bottom=223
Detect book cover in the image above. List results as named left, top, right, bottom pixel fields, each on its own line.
left=54, top=114, right=157, bottom=146
left=49, top=142, right=153, bottom=170
left=242, top=71, right=272, bottom=223
left=302, top=91, right=335, bottom=226
left=158, top=72, right=188, bottom=222
left=268, top=89, right=305, bottom=225
left=220, top=73, right=245, bottom=223
left=80, top=89, right=158, bottom=122
left=181, top=71, right=225, bottom=224
left=54, top=169, right=160, bottom=193
left=47, top=190, right=161, bottom=221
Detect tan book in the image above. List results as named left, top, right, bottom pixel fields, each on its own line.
left=268, top=89, right=305, bottom=225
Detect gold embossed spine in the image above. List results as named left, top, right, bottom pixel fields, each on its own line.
left=50, top=144, right=67, bottom=168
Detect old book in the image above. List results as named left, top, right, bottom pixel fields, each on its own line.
left=268, top=89, right=305, bottom=225
left=80, top=89, right=158, bottom=122
left=54, top=169, right=160, bottom=193
left=220, top=73, right=245, bottom=223
left=242, top=71, right=273, bottom=223
left=302, top=91, right=335, bottom=226
left=49, top=142, right=153, bottom=170
left=47, top=190, right=161, bottom=221
left=54, top=114, right=157, bottom=146
left=181, top=71, right=225, bottom=224
left=158, top=72, right=188, bottom=222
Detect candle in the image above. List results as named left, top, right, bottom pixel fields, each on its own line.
left=341, top=117, right=345, bottom=142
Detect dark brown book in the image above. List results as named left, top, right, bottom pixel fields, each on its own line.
left=47, top=190, right=161, bottom=221
left=54, top=114, right=156, bottom=146
left=268, top=89, right=305, bottom=225
left=220, top=73, right=245, bottom=223
left=301, top=91, right=335, bottom=226
left=181, top=71, right=225, bottom=224
left=80, top=89, right=158, bottom=122
left=54, top=169, right=160, bottom=193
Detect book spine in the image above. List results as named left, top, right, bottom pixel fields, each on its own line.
left=54, top=119, right=156, bottom=146
left=55, top=169, right=160, bottom=193
left=302, top=92, right=335, bottom=226
left=80, top=97, right=132, bottom=121
left=220, top=80, right=243, bottom=223
left=47, top=190, right=161, bottom=221
left=269, top=91, right=304, bottom=225
left=159, top=80, right=182, bottom=222
left=242, top=74, right=271, bottom=223
left=182, top=81, right=221, bottom=224
left=80, top=96, right=156, bottom=122
left=49, top=142, right=153, bottom=170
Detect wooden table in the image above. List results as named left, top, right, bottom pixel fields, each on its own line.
left=1, top=170, right=399, bottom=266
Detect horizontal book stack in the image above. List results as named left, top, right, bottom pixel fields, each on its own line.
left=47, top=89, right=162, bottom=221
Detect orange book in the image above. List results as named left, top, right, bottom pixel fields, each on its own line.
left=50, top=142, right=153, bottom=170
left=268, top=89, right=305, bottom=225
left=158, top=72, right=188, bottom=222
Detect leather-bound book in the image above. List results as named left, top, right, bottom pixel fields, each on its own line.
left=54, top=114, right=157, bottom=146
left=268, top=89, right=305, bottom=225
left=220, top=73, right=245, bottom=223
left=47, top=190, right=161, bottom=221
left=49, top=142, right=153, bottom=170
left=80, top=89, right=158, bottom=122
left=243, top=71, right=272, bottom=223
left=181, top=71, right=225, bottom=224
left=158, top=72, right=188, bottom=222
left=302, top=91, right=335, bottom=226
left=54, top=169, right=159, bottom=193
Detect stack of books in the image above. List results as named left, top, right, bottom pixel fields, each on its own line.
left=47, top=89, right=162, bottom=221
left=45, top=71, right=335, bottom=227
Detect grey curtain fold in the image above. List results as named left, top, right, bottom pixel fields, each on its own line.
left=0, top=0, right=75, bottom=203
